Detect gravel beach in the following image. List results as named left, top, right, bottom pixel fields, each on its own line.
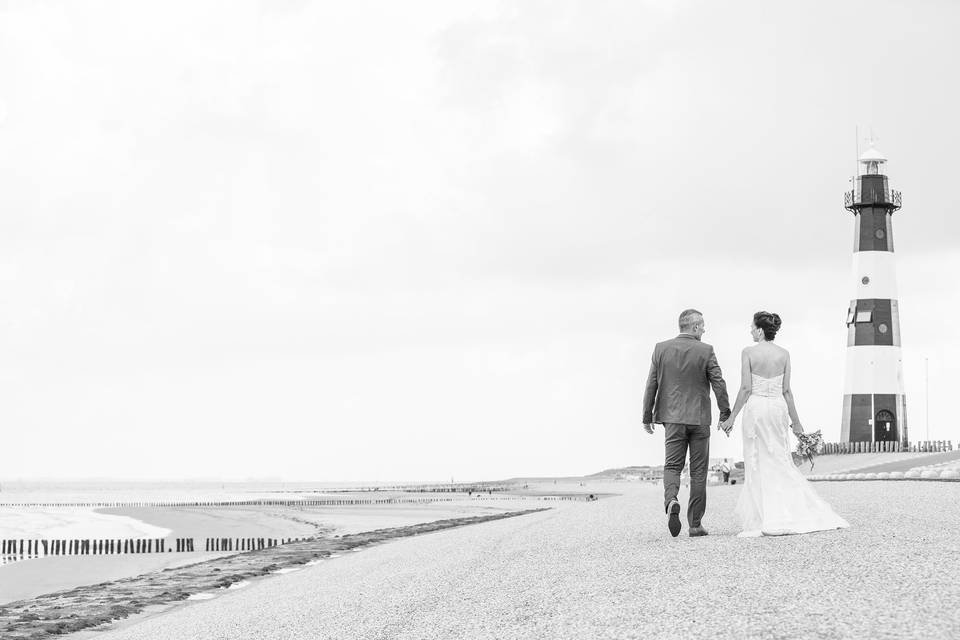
left=78, top=480, right=960, bottom=640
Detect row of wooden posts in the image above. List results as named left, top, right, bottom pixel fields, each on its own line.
left=0, top=536, right=314, bottom=563
left=0, top=497, right=456, bottom=508
left=820, top=440, right=954, bottom=454
left=1, top=537, right=191, bottom=559
left=352, top=486, right=512, bottom=494
left=204, top=537, right=306, bottom=552
left=0, top=494, right=585, bottom=509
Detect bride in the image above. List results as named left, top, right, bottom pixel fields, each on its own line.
left=719, top=312, right=849, bottom=537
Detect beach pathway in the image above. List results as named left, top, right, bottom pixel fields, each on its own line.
left=77, top=480, right=960, bottom=640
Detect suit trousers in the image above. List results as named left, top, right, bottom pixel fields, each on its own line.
left=663, top=423, right=711, bottom=528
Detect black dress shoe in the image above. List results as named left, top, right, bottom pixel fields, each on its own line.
left=688, top=526, right=709, bottom=537
left=666, top=499, right=681, bottom=537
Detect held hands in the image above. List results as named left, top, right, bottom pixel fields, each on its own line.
left=718, top=418, right=734, bottom=436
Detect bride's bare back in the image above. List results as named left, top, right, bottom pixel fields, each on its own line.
left=746, top=342, right=789, bottom=379
left=733, top=341, right=802, bottom=435
left=720, top=312, right=804, bottom=437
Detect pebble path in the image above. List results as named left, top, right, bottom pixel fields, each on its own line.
left=86, top=481, right=960, bottom=640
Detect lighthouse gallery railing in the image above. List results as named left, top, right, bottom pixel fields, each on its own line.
left=844, top=187, right=902, bottom=209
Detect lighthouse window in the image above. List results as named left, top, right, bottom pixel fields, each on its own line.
left=855, top=310, right=873, bottom=323
left=875, top=229, right=885, bottom=239
left=879, top=323, right=889, bottom=334
left=861, top=276, right=870, bottom=285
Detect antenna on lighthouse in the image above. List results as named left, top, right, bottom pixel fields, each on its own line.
left=855, top=126, right=859, bottom=178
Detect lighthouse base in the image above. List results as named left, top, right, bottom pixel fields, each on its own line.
left=841, top=393, right=908, bottom=446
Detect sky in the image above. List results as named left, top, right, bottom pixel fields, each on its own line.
left=1, top=0, right=958, bottom=482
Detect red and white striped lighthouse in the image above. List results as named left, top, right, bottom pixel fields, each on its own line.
left=840, top=145, right=908, bottom=447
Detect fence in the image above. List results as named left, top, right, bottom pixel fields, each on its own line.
left=0, top=494, right=589, bottom=565
left=0, top=495, right=588, bottom=509
left=2, top=537, right=188, bottom=562
left=820, top=440, right=954, bottom=454
left=0, top=536, right=317, bottom=565
left=0, top=497, right=450, bottom=508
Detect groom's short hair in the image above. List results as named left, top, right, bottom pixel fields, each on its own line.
left=678, top=308, right=703, bottom=330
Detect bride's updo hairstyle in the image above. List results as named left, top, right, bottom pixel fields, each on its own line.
left=753, top=311, right=782, bottom=341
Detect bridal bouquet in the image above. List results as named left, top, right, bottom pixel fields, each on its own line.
left=793, top=429, right=823, bottom=470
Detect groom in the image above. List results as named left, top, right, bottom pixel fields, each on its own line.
left=643, top=309, right=730, bottom=538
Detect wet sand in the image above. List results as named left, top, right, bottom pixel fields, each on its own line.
left=0, top=508, right=547, bottom=639
left=0, top=552, right=230, bottom=605
left=0, top=496, right=545, bottom=604
left=0, top=505, right=325, bottom=603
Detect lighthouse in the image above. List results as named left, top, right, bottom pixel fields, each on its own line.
left=840, top=145, right=908, bottom=447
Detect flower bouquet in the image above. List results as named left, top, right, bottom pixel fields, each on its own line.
left=793, top=429, right=823, bottom=470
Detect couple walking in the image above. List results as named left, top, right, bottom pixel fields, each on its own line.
left=642, top=309, right=849, bottom=538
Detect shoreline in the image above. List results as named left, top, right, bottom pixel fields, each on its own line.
left=0, top=489, right=593, bottom=604
left=0, top=508, right=548, bottom=639
left=0, top=504, right=326, bottom=603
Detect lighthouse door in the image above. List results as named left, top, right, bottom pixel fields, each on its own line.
left=875, top=410, right=897, bottom=442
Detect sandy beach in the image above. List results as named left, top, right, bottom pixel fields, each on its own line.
left=57, top=479, right=960, bottom=640
left=0, top=491, right=557, bottom=604
left=0, top=507, right=548, bottom=639
left=3, top=458, right=959, bottom=639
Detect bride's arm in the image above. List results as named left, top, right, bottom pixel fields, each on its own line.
left=782, top=353, right=803, bottom=435
left=722, top=349, right=752, bottom=430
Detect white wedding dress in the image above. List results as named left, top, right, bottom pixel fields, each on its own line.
left=735, top=374, right=850, bottom=537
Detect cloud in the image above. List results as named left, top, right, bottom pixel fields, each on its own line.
left=0, top=1, right=957, bottom=480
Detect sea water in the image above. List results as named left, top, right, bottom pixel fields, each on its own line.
left=0, top=479, right=431, bottom=541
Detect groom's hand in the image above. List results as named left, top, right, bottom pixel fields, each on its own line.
left=643, top=423, right=654, bottom=434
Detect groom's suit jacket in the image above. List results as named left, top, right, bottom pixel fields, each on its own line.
left=642, top=334, right=731, bottom=426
